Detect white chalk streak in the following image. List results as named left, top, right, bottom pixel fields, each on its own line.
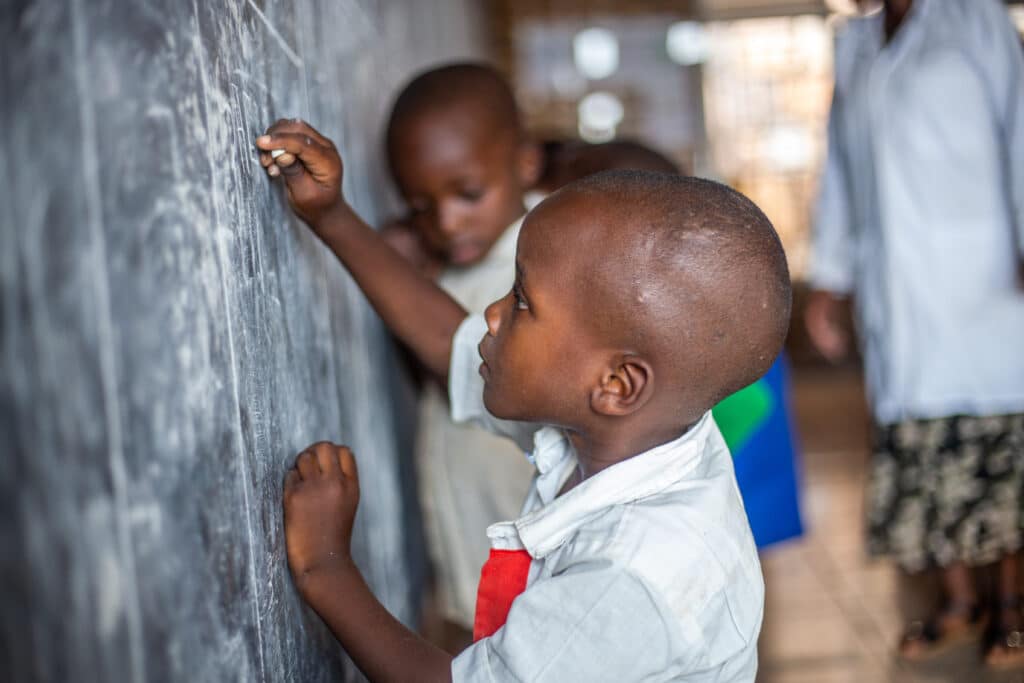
left=69, top=0, right=147, bottom=679
left=191, top=2, right=267, bottom=679
left=245, top=0, right=303, bottom=68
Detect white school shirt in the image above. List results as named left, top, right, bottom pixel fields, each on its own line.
left=810, top=0, right=1024, bottom=425
left=447, top=315, right=764, bottom=683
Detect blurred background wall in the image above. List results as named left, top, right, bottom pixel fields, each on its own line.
left=489, top=0, right=1024, bottom=307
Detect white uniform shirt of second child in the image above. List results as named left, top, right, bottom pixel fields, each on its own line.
left=447, top=315, right=765, bottom=682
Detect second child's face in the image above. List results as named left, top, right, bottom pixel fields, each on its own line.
left=390, top=109, right=532, bottom=267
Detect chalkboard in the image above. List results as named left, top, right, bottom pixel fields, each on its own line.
left=0, top=2, right=486, bottom=681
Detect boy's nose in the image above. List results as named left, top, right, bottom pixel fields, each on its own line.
left=437, top=204, right=463, bottom=237
left=484, top=297, right=504, bottom=336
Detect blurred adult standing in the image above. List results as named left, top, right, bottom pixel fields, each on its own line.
left=806, top=0, right=1024, bottom=667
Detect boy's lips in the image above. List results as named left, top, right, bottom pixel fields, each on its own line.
left=449, top=241, right=484, bottom=265
left=477, top=340, right=490, bottom=379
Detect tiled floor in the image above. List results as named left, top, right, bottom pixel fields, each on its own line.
left=759, top=367, right=1024, bottom=683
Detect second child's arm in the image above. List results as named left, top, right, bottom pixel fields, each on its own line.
left=255, top=119, right=466, bottom=378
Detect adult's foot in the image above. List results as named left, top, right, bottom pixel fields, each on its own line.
left=898, top=602, right=986, bottom=661
left=985, top=597, right=1024, bottom=670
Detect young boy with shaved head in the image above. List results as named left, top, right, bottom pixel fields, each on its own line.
left=385, top=63, right=539, bottom=267
left=379, top=62, right=542, bottom=641
left=256, top=116, right=790, bottom=681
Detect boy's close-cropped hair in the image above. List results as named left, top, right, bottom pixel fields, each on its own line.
left=478, top=169, right=790, bottom=428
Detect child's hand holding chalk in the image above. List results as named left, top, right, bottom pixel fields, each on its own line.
left=256, top=119, right=345, bottom=228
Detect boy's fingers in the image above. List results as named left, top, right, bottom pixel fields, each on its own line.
left=278, top=162, right=302, bottom=178
left=311, top=441, right=341, bottom=475
left=266, top=117, right=308, bottom=136
left=295, top=450, right=319, bottom=478
left=265, top=117, right=332, bottom=147
left=258, top=151, right=282, bottom=177
left=275, top=152, right=297, bottom=167
left=255, top=133, right=331, bottom=172
left=337, top=446, right=358, bottom=482
left=255, top=131, right=318, bottom=153
left=284, top=468, right=301, bottom=490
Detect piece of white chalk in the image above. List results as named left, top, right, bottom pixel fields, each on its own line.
left=271, top=149, right=286, bottom=159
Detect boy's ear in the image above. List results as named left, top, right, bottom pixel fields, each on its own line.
left=589, top=355, right=654, bottom=417
left=517, top=141, right=543, bottom=189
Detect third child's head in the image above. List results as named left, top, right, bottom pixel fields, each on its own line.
left=386, top=63, right=540, bottom=267
left=478, top=171, right=791, bottom=447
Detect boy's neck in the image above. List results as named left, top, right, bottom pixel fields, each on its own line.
left=563, top=419, right=698, bottom=486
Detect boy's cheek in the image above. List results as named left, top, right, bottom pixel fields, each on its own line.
left=482, top=368, right=541, bottom=422
left=482, top=380, right=516, bottom=420
left=481, top=384, right=505, bottom=418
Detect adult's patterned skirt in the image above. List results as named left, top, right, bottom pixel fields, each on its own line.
left=867, top=413, right=1024, bottom=572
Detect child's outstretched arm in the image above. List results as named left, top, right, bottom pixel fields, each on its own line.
left=255, top=119, right=466, bottom=378
left=284, top=442, right=452, bottom=682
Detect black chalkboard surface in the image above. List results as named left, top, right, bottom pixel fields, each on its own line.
left=1, top=2, right=485, bottom=681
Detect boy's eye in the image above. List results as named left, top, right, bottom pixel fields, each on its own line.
left=459, top=188, right=484, bottom=202
left=513, top=286, right=528, bottom=311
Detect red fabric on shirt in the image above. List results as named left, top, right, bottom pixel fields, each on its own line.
left=472, top=549, right=532, bottom=641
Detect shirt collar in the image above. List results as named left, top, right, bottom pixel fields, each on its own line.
left=517, top=412, right=716, bottom=559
